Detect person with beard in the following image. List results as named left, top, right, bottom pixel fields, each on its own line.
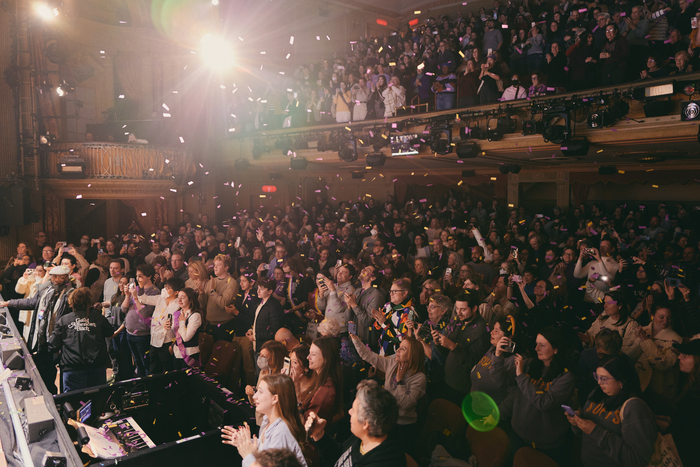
left=1, top=265, right=75, bottom=394
left=384, top=220, right=411, bottom=258
left=431, top=291, right=489, bottom=405
left=467, top=245, right=496, bottom=288
left=430, top=238, right=449, bottom=277
left=539, top=246, right=560, bottom=281
left=345, top=265, right=384, bottom=345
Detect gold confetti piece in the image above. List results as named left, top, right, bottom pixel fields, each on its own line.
left=618, top=170, right=625, bottom=174
left=597, top=149, right=603, bottom=153
left=457, top=180, right=463, bottom=185
left=490, top=177, right=497, bottom=181
left=652, top=185, right=658, bottom=188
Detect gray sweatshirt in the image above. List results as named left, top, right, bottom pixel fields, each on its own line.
left=318, top=281, right=355, bottom=333
left=351, top=285, right=384, bottom=342
left=500, top=361, right=576, bottom=449
left=470, top=346, right=516, bottom=406
left=575, top=396, right=657, bottom=467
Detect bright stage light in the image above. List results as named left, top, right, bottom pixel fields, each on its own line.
left=34, top=3, right=58, bottom=21
left=199, top=34, right=235, bottom=72
left=211, top=0, right=219, bottom=4
left=56, top=86, right=65, bottom=96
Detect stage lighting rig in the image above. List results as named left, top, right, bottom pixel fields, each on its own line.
left=430, top=127, right=452, bottom=154
left=542, top=111, right=570, bottom=145
left=338, top=139, right=358, bottom=162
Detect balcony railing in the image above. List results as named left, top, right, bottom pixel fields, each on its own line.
left=45, top=142, right=194, bottom=179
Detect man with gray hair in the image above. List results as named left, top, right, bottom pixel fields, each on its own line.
left=306, top=379, right=406, bottom=466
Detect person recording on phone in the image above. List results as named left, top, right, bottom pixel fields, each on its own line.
left=431, top=291, right=489, bottom=405
left=316, top=264, right=355, bottom=334
left=345, top=265, right=384, bottom=344
left=472, top=316, right=519, bottom=405
left=573, top=239, right=620, bottom=305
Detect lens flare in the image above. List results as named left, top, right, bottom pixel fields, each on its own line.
left=462, top=391, right=500, bottom=432
left=199, top=34, right=235, bottom=72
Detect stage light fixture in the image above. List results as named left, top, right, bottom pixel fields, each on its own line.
left=55, top=80, right=74, bottom=97
left=252, top=140, right=265, bottom=160
left=290, top=157, right=308, bottom=170
left=38, top=133, right=54, bottom=146
left=199, top=34, right=235, bottom=72
left=587, top=111, right=609, bottom=128
left=681, top=101, right=700, bottom=121
left=338, top=139, right=358, bottom=162
left=366, top=152, right=386, bottom=167
left=498, top=164, right=521, bottom=174
left=542, top=112, right=570, bottom=144
left=608, top=101, right=630, bottom=120
left=560, top=138, right=589, bottom=157
left=430, top=128, right=452, bottom=155
left=456, top=141, right=479, bottom=159
left=486, top=119, right=503, bottom=142
left=34, top=3, right=58, bottom=21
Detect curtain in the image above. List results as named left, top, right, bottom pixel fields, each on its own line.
left=572, top=182, right=591, bottom=207
left=114, top=54, right=143, bottom=104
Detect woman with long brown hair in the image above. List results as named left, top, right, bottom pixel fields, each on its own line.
left=222, top=374, right=309, bottom=467
left=303, top=336, right=343, bottom=424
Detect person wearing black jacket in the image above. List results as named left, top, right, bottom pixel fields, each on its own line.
left=305, top=379, right=406, bottom=467
left=48, top=287, right=113, bottom=392
left=253, top=278, right=283, bottom=354
left=0, top=265, right=74, bottom=394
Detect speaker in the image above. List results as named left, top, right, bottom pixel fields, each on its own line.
left=456, top=142, right=479, bottom=159
left=0, top=186, right=32, bottom=226
left=561, top=138, right=590, bottom=157
left=5, top=351, right=24, bottom=370
left=290, top=158, right=308, bottom=170
left=599, top=166, right=617, bottom=175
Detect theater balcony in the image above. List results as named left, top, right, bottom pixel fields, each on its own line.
left=41, top=142, right=195, bottom=198
left=219, top=73, right=700, bottom=210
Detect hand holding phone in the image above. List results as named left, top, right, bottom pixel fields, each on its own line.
left=348, top=322, right=357, bottom=335
left=562, top=405, right=577, bottom=417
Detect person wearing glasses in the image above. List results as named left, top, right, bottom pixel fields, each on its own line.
left=528, top=72, right=547, bottom=97
left=567, top=355, right=657, bottom=467
left=372, top=279, right=416, bottom=356
left=600, top=23, right=629, bottom=85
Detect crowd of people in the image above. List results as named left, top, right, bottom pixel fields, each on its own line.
left=233, top=0, right=700, bottom=132
left=2, top=192, right=700, bottom=466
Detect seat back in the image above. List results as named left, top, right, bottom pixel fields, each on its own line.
left=204, top=340, right=242, bottom=391
left=414, top=399, right=467, bottom=464
left=512, top=446, right=559, bottom=467
left=198, top=332, right=214, bottom=365
left=466, top=425, right=510, bottom=467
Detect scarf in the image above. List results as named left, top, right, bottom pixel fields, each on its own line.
left=173, top=308, right=198, bottom=368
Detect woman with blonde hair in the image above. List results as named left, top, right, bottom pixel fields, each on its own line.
left=185, top=259, right=210, bottom=290
left=350, top=333, right=425, bottom=452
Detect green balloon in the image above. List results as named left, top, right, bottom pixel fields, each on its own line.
left=461, top=391, right=500, bottom=432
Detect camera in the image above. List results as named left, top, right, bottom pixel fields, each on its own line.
left=505, top=340, right=516, bottom=353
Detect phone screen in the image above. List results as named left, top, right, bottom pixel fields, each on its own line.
left=348, top=322, right=357, bottom=335
left=283, top=357, right=291, bottom=374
